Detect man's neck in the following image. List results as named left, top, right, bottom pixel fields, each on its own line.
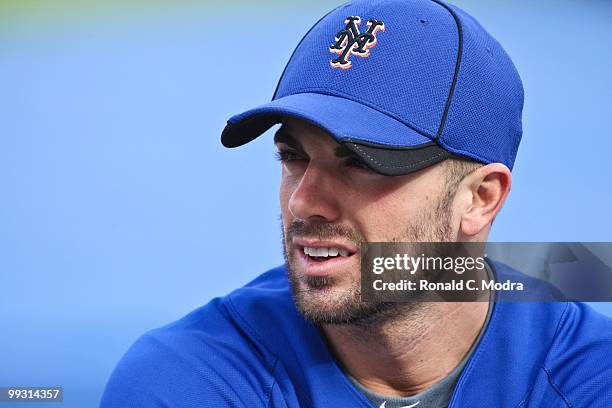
left=321, top=300, right=489, bottom=397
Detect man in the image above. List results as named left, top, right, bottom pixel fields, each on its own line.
left=101, top=0, right=612, bottom=407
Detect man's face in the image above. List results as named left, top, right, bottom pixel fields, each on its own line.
left=277, top=118, right=458, bottom=325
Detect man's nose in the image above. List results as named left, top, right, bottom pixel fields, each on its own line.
left=287, top=165, right=341, bottom=223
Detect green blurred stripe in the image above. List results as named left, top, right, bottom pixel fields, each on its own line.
left=0, top=0, right=311, bottom=15
left=0, top=0, right=330, bottom=30
left=0, top=0, right=264, bottom=35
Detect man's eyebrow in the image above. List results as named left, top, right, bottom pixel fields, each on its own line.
left=274, top=127, right=303, bottom=151
left=274, top=125, right=360, bottom=160
left=334, top=144, right=358, bottom=158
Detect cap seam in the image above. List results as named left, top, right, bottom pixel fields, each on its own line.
left=340, top=137, right=438, bottom=150
left=277, top=88, right=437, bottom=139
left=430, top=0, right=464, bottom=141
left=349, top=143, right=448, bottom=170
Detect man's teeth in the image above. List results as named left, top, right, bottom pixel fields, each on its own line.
left=303, top=247, right=350, bottom=257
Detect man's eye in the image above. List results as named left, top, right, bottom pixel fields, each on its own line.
left=274, top=150, right=305, bottom=162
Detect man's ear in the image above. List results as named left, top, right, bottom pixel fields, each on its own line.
left=459, top=163, right=512, bottom=237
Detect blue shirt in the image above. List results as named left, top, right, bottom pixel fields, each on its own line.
left=101, top=261, right=612, bottom=407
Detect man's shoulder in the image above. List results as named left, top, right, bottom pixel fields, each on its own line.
left=100, top=265, right=301, bottom=407
left=541, top=301, right=612, bottom=406
left=456, top=261, right=612, bottom=406
left=491, top=261, right=612, bottom=396
left=129, top=264, right=293, bottom=368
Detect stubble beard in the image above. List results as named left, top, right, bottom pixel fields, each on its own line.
left=282, top=195, right=455, bottom=327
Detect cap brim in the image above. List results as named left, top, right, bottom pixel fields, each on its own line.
left=221, top=93, right=450, bottom=176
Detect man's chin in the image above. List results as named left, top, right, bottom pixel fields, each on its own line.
left=286, top=272, right=387, bottom=325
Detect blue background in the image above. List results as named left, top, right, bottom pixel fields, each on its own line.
left=1, top=0, right=611, bottom=406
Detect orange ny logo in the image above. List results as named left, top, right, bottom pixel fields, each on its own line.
left=330, top=16, right=385, bottom=69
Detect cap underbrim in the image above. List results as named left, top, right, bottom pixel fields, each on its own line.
left=221, top=93, right=450, bottom=176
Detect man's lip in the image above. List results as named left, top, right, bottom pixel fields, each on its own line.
left=294, top=245, right=357, bottom=277
left=292, top=237, right=358, bottom=254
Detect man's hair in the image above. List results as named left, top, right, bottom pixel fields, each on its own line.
left=439, top=156, right=484, bottom=209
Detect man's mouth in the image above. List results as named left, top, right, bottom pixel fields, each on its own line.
left=292, top=238, right=358, bottom=276
left=303, top=246, right=351, bottom=261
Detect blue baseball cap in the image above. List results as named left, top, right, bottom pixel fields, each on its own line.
left=221, top=0, right=524, bottom=176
